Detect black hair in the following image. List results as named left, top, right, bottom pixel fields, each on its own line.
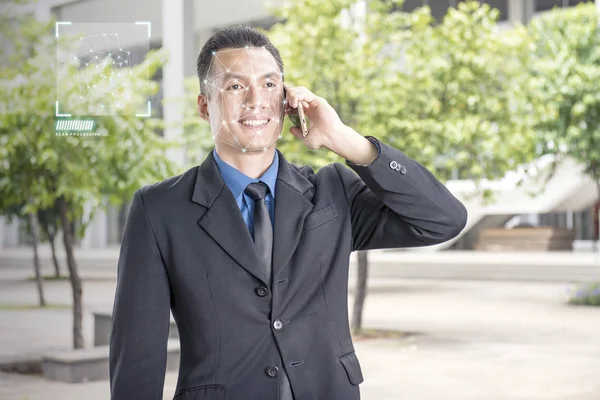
left=196, top=25, right=284, bottom=98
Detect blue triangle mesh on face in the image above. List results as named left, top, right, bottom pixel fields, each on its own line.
left=204, top=47, right=286, bottom=153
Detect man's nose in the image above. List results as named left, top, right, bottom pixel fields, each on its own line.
left=243, top=82, right=264, bottom=108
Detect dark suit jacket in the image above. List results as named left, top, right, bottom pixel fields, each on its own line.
left=109, top=139, right=467, bottom=400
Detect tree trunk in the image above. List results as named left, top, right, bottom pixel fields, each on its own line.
left=57, top=196, right=84, bottom=349
left=27, top=211, right=46, bottom=307
left=48, top=231, right=62, bottom=278
left=351, top=250, right=369, bottom=334
left=596, top=181, right=600, bottom=252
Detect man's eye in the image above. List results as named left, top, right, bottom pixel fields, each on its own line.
left=230, top=84, right=243, bottom=90
left=265, top=82, right=275, bottom=88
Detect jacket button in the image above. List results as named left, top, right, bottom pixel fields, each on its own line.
left=255, top=286, right=269, bottom=297
left=390, top=160, right=398, bottom=170
left=265, top=366, right=279, bottom=378
left=273, top=320, right=283, bottom=331
left=399, top=165, right=406, bottom=174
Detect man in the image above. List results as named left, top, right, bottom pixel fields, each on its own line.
left=109, top=25, right=467, bottom=400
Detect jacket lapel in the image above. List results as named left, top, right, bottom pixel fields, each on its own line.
left=271, top=149, right=314, bottom=279
left=191, top=149, right=315, bottom=285
left=192, top=151, right=267, bottom=284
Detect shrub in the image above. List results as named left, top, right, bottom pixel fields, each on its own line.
left=568, top=282, right=600, bottom=306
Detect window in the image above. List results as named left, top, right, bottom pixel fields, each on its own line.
left=535, top=0, right=564, bottom=11
left=400, top=0, right=452, bottom=21
left=401, top=0, right=426, bottom=13
left=535, top=0, right=588, bottom=11
left=480, top=0, right=508, bottom=20
left=429, top=0, right=452, bottom=21
left=399, top=0, right=508, bottom=22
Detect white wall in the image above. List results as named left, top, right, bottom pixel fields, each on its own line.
left=194, top=0, right=285, bottom=31
left=55, top=0, right=163, bottom=47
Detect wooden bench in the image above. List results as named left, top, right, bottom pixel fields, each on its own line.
left=94, top=310, right=179, bottom=346
left=42, top=339, right=180, bottom=383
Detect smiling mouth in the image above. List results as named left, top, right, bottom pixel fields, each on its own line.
left=238, top=119, right=271, bottom=129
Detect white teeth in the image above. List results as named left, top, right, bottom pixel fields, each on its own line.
left=241, top=119, right=268, bottom=126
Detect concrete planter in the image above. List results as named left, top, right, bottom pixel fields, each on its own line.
left=94, top=311, right=179, bottom=346
left=476, top=227, right=575, bottom=251
left=42, top=339, right=180, bottom=383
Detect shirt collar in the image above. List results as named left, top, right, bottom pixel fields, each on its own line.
left=213, top=148, right=278, bottom=201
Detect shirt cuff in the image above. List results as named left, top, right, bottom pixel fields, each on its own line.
left=345, top=136, right=381, bottom=167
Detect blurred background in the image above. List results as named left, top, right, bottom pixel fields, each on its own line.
left=0, top=0, right=599, bottom=399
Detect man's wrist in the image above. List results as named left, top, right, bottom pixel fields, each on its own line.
left=325, top=125, right=379, bottom=166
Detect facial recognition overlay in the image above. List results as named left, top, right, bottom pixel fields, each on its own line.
left=203, top=47, right=287, bottom=153
left=56, top=22, right=151, bottom=118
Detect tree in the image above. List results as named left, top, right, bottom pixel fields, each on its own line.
left=265, top=0, right=539, bottom=333
left=266, top=0, right=413, bottom=334
left=0, top=10, right=176, bottom=348
left=527, top=3, right=600, bottom=206
left=266, top=0, right=413, bottom=168
left=181, top=76, right=218, bottom=168
left=37, top=205, right=64, bottom=278
left=26, top=202, right=45, bottom=305
left=376, top=1, right=538, bottom=183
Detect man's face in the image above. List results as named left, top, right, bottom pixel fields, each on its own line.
left=200, top=47, right=285, bottom=153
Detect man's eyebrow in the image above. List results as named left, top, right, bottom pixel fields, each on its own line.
left=219, top=71, right=281, bottom=81
left=260, top=71, right=281, bottom=79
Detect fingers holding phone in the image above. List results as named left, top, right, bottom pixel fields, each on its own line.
left=283, top=83, right=309, bottom=137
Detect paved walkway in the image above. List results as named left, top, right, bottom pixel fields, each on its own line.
left=2, top=246, right=600, bottom=265
left=1, top=268, right=599, bottom=399
left=2, top=247, right=600, bottom=282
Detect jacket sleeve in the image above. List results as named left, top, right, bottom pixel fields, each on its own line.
left=109, top=189, right=171, bottom=399
left=334, top=136, right=468, bottom=252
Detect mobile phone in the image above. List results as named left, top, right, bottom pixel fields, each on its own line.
left=284, top=85, right=309, bottom=138
left=296, top=101, right=308, bottom=138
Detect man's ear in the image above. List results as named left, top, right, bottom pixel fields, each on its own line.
left=197, top=93, right=210, bottom=121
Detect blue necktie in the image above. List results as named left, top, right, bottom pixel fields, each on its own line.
left=244, top=182, right=294, bottom=400
left=244, top=182, right=273, bottom=284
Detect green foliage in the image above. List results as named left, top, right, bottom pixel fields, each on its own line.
left=0, top=11, right=177, bottom=235
left=527, top=3, right=600, bottom=188
left=265, top=0, right=539, bottom=179
left=568, top=281, right=600, bottom=306
left=37, top=206, right=60, bottom=242
left=181, top=76, right=216, bottom=168
left=380, top=1, right=538, bottom=182
left=266, top=0, right=412, bottom=169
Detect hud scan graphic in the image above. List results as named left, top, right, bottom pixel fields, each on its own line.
left=55, top=22, right=151, bottom=133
